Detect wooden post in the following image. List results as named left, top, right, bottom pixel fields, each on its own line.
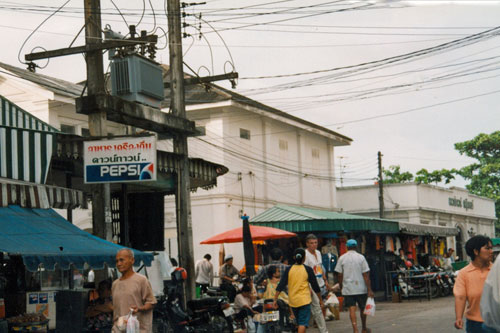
left=378, top=151, right=384, bottom=219
left=84, top=0, right=112, bottom=241
left=167, top=0, right=195, bottom=301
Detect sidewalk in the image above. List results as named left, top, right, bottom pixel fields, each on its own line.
left=310, top=295, right=455, bottom=333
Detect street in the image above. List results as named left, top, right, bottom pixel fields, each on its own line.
left=311, top=296, right=456, bottom=333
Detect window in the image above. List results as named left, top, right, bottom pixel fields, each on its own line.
left=81, top=128, right=90, bottom=137
left=240, top=128, right=251, bottom=140
left=279, top=139, right=288, bottom=151
left=312, top=148, right=320, bottom=159
left=60, top=124, right=75, bottom=134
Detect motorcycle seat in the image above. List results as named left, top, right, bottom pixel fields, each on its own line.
left=187, top=297, right=222, bottom=311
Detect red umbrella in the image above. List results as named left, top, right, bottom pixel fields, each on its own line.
left=200, top=225, right=296, bottom=244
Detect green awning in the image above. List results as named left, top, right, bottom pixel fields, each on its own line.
left=492, top=238, right=500, bottom=246
left=250, top=205, right=399, bottom=233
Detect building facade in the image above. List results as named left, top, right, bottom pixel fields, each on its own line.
left=163, top=84, right=352, bottom=268
left=337, top=183, right=496, bottom=261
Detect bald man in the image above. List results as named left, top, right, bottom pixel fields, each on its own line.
left=112, top=249, right=157, bottom=333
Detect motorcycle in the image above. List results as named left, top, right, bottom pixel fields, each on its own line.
left=256, top=299, right=281, bottom=333
left=396, top=267, right=439, bottom=299
left=153, top=268, right=234, bottom=332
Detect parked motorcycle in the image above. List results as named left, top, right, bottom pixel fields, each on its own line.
left=153, top=268, right=234, bottom=332
left=396, top=268, right=439, bottom=299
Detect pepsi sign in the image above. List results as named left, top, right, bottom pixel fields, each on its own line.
left=84, top=136, right=157, bottom=183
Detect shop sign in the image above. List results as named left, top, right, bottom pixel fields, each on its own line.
left=84, top=136, right=156, bottom=183
left=448, top=197, right=474, bottom=211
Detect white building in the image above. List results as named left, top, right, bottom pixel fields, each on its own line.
left=0, top=62, right=352, bottom=270
left=163, top=84, right=352, bottom=269
left=337, top=183, right=496, bottom=260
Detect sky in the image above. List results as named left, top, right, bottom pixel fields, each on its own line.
left=1, top=0, right=499, bottom=188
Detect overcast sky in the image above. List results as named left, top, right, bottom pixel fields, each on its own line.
left=1, top=0, right=499, bottom=188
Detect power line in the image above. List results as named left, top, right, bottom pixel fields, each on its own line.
left=240, top=25, right=500, bottom=80
left=327, top=88, right=500, bottom=126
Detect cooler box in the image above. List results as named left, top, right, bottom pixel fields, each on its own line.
left=26, top=292, right=56, bottom=330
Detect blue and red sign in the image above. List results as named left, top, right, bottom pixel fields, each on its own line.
left=84, top=137, right=157, bottom=183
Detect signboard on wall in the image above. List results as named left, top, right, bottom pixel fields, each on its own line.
left=84, top=136, right=156, bottom=183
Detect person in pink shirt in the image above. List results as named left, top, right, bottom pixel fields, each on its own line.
left=454, top=235, right=493, bottom=332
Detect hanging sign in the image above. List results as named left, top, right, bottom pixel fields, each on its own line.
left=84, top=136, right=156, bottom=183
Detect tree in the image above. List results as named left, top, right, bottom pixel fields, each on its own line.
left=382, top=165, right=413, bottom=184
left=453, top=131, right=500, bottom=232
left=380, top=132, right=499, bottom=234
left=414, top=168, right=458, bottom=185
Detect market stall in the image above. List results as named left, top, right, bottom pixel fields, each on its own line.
left=0, top=205, right=153, bottom=331
left=250, top=205, right=400, bottom=294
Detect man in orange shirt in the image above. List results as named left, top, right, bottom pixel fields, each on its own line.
left=453, top=235, right=493, bottom=332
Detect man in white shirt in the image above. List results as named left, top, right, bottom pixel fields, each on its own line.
left=195, top=253, right=213, bottom=294
left=304, top=234, right=329, bottom=333
left=335, top=239, right=373, bottom=333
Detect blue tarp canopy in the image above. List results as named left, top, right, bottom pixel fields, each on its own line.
left=0, top=205, right=153, bottom=271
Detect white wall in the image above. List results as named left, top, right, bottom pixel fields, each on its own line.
left=164, top=103, right=342, bottom=272
left=337, top=183, right=496, bottom=240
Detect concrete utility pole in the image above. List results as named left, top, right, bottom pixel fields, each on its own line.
left=84, top=0, right=112, bottom=241
left=167, top=0, right=196, bottom=300
left=378, top=151, right=384, bottom=219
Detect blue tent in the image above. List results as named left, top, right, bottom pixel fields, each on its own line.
left=0, top=205, right=153, bottom=271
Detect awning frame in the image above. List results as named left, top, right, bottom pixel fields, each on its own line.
left=398, top=222, right=458, bottom=237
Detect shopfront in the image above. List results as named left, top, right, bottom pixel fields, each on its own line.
left=337, top=183, right=496, bottom=262
left=0, top=204, right=153, bottom=331
left=250, top=205, right=400, bottom=293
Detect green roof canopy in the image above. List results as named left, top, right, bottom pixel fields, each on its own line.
left=250, top=205, right=399, bottom=234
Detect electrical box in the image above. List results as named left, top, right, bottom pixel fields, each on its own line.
left=110, top=54, right=164, bottom=108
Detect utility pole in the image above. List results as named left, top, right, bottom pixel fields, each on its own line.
left=84, top=0, right=112, bottom=241
left=377, top=151, right=384, bottom=219
left=167, top=0, right=195, bottom=301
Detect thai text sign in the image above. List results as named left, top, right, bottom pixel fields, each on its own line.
left=84, top=136, right=156, bottom=183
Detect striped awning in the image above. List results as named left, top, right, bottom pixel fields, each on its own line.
left=0, top=178, right=87, bottom=209
left=0, top=96, right=59, bottom=184
left=0, top=97, right=58, bottom=132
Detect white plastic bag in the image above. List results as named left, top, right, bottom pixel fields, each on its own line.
left=126, top=309, right=140, bottom=333
left=325, top=292, right=339, bottom=306
left=363, top=297, right=376, bottom=316
left=481, top=256, right=500, bottom=331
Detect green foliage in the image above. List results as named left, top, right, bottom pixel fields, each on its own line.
left=453, top=131, right=500, bottom=226
left=380, top=131, right=499, bottom=234
left=414, top=168, right=458, bottom=185
left=382, top=165, right=413, bottom=184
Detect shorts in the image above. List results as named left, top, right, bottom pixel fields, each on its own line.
left=291, top=303, right=311, bottom=327
left=344, top=294, right=368, bottom=309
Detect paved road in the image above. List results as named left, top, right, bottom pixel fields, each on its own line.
left=310, top=296, right=456, bottom=333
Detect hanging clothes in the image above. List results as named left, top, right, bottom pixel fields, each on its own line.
left=424, top=237, right=429, bottom=254
left=439, top=239, right=446, bottom=256
left=339, top=237, right=347, bottom=255
left=385, top=236, right=394, bottom=252
left=375, top=235, right=381, bottom=251
left=395, top=237, right=402, bottom=252
left=361, top=235, right=366, bottom=254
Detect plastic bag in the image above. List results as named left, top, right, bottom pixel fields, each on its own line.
left=116, top=315, right=128, bottom=331
left=325, top=292, right=339, bottom=306
left=126, top=310, right=140, bottom=333
left=363, top=297, right=376, bottom=316
left=481, top=256, right=500, bottom=331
